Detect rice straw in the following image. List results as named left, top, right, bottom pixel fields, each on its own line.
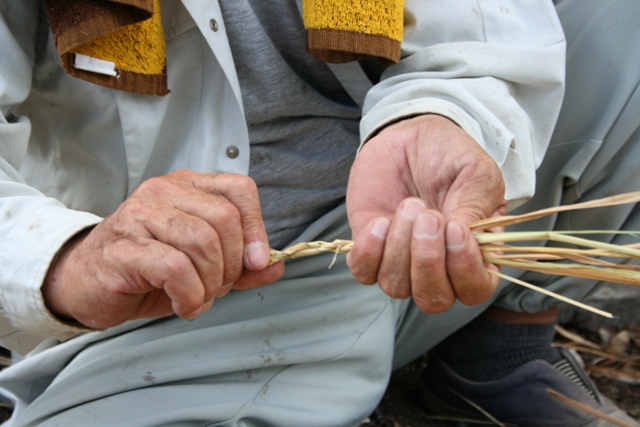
left=487, top=270, right=613, bottom=318
left=268, top=192, right=640, bottom=317
left=546, top=389, right=637, bottom=427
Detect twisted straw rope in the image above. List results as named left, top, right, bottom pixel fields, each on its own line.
left=269, top=239, right=353, bottom=265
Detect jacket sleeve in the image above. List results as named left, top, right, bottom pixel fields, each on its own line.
left=360, top=1, right=566, bottom=209
left=0, top=3, right=101, bottom=354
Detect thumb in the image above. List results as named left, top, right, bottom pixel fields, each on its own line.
left=230, top=186, right=271, bottom=271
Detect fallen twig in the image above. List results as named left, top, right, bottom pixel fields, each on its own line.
left=547, top=388, right=637, bottom=427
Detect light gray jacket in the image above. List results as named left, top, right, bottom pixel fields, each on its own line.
left=0, top=0, right=565, bottom=354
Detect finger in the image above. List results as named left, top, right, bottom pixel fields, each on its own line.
left=134, top=173, right=245, bottom=291
left=131, top=292, right=212, bottom=320
left=230, top=261, right=286, bottom=291
left=192, top=173, right=271, bottom=271
left=198, top=200, right=244, bottom=290
left=378, top=198, right=426, bottom=299
left=137, top=204, right=226, bottom=303
left=445, top=221, right=498, bottom=305
left=348, top=217, right=391, bottom=285
left=107, top=238, right=206, bottom=321
left=163, top=187, right=245, bottom=290
left=143, top=249, right=206, bottom=320
left=130, top=289, right=174, bottom=321
left=410, top=212, right=456, bottom=313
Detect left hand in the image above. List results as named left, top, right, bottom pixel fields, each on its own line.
left=43, top=171, right=283, bottom=329
left=346, top=115, right=507, bottom=313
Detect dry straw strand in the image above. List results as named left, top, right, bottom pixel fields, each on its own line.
left=470, top=191, right=640, bottom=230
left=546, top=388, right=637, bottom=427
left=487, top=270, right=613, bottom=318
left=268, top=192, right=640, bottom=317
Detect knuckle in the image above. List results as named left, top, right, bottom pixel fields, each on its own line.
left=167, top=285, right=203, bottom=316
left=354, top=242, right=381, bottom=261
left=222, top=264, right=242, bottom=285
left=415, top=294, right=455, bottom=314
left=163, top=252, right=193, bottom=278
left=222, top=257, right=242, bottom=281
left=103, top=210, right=146, bottom=241
left=137, top=174, right=187, bottom=197
left=215, top=202, right=241, bottom=224
left=235, top=175, right=258, bottom=194
left=166, top=169, right=191, bottom=180
left=137, top=176, right=166, bottom=193
left=117, top=198, right=147, bottom=219
left=350, top=269, right=377, bottom=286
left=214, top=173, right=257, bottom=198
left=378, top=277, right=410, bottom=299
left=347, top=257, right=377, bottom=285
left=412, top=254, right=437, bottom=272
left=193, top=227, right=221, bottom=253
left=206, top=271, right=225, bottom=294
left=457, top=283, right=494, bottom=306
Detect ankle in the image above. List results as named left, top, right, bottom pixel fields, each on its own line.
left=433, top=308, right=563, bottom=381
left=482, top=307, right=560, bottom=324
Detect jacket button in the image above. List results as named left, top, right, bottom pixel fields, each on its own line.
left=209, top=18, right=219, bottom=32
left=225, top=145, right=239, bottom=159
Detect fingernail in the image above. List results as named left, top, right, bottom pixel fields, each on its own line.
left=400, top=199, right=425, bottom=220
left=371, top=218, right=391, bottom=239
left=244, top=241, right=269, bottom=269
left=414, top=213, right=438, bottom=239
left=446, top=223, right=465, bottom=250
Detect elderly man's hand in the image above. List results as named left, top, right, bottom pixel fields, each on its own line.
left=42, top=170, right=284, bottom=329
left=346, top=115, right=507, bottom=313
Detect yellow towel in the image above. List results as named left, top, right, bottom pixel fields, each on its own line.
left=45, top=0, right=168, bottom=96
left=45, top=0, right=404, bottom=96
left=303, top=0, right=404, bottom=63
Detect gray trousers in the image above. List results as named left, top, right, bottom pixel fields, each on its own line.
left=1, top=0, right=639, bottom=425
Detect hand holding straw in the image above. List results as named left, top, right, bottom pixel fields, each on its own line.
left=269, top=192, right=640, bottom=318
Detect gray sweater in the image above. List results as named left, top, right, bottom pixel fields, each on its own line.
left=219, top=0, right=362, bottom=249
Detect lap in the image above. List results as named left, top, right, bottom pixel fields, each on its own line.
left=0, top=205, right=393, bottom=426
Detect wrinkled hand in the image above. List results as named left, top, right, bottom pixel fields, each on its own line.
left=347, top=115, right=507, bottom=313
left=43, top=170, right=284, bottom=329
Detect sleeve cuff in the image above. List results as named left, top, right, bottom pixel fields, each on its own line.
left=0, top=199, right=102, bottom=353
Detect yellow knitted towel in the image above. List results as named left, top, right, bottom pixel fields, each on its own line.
left=303, top=0, right=404, bottom=63
left=45, top=0, right=168, bottom=96
left=45, top=0, right=404, bottom=96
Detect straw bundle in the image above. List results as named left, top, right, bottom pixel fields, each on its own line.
left=269, top=192, right=640, bottom=317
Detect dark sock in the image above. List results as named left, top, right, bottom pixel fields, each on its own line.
left=433, top=316, right=563, bottom=382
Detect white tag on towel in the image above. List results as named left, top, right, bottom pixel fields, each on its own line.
left=73, top=53, right=117, bottom=77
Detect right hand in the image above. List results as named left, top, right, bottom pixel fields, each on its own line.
left=43, top=170, right=284, bottom=329
left=346, top=115, right=506, bottom=313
